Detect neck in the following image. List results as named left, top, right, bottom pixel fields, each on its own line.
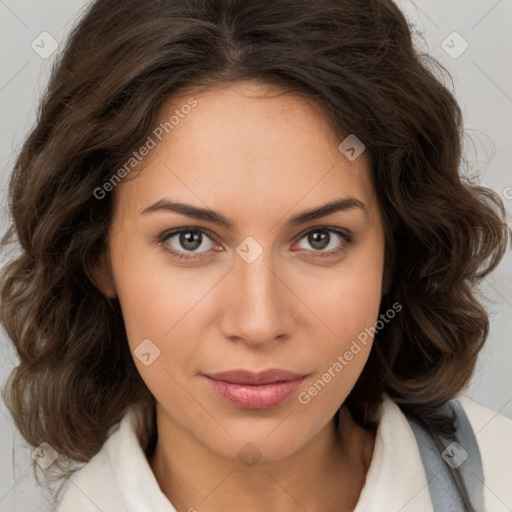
left=148, top=405, right=376, bottom=512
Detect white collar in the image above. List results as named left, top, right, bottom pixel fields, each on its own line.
left=354, top=394, right=433, bottom=511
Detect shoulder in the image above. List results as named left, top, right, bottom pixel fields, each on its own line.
left=456, top=393, right=512, bottom=448
left=456, top=393, right=512, bottom=511
left=54, top=405, right=173, bottom=512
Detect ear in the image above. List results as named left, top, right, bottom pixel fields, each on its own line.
left=89, top=250, right=117, bottom=299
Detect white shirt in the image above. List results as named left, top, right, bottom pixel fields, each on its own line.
left=55, top=394, right=512, bottom=512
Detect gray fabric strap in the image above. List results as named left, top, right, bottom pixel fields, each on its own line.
left=406, top=398, right=485, bottom=512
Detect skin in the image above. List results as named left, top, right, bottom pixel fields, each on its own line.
left=93, top=80, right=386, bottom=512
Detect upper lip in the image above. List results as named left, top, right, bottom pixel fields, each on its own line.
left=205, top=369, right=307, bottom=385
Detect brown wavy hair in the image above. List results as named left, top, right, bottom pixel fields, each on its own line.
left=1, top=0, right=510, bottom=492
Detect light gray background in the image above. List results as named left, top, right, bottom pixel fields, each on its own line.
left=1, top=1, right=511, bottom=510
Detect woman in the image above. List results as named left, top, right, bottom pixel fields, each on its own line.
left=1, top=0, right=511, bottom=511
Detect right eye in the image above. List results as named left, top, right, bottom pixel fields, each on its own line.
left=159, top=227, right=221, bottom=261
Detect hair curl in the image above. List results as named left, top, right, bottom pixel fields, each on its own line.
left=1, top=0, right=510, bottom=490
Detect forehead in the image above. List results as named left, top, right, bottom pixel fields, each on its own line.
left=114, top=81, right=377, bottom=223
left=155, top=80, right=351, bottom=167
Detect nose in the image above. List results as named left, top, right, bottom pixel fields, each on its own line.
left=219, top=249, right=297, bottom=348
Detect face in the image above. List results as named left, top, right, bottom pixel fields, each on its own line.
left=96, top=80, right=386, bottom=462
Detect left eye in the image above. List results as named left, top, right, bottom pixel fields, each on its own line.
left=294, top=228, right=349, bottom=254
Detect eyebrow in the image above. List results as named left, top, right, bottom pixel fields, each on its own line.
left=140, top=197, right=366, bottom=229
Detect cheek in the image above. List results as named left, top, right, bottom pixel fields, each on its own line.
left=292, top=239, right=384, bottom=396
left=292, top=274, right=382, bottom=431
left=111, top=261, right=202, bottom=408
left=293, top=237, right=384, bottom=342
left=111, top=234, right=218, bottom=339
left=110, top=243, right=223, bottom=389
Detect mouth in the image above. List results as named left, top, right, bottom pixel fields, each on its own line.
left=205, top=368, right=308, bottom=385
left=203, top=369, right=308, bottom=409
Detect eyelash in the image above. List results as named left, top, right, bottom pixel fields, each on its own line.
left=157, top=226, right=353, bottom=262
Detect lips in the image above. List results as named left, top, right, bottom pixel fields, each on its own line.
left=203, top=369, right=308, bottom=409
left=205, top=369, right=307, bottom=385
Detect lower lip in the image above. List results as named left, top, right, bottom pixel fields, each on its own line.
left=204, top=376, right=305, bottom=409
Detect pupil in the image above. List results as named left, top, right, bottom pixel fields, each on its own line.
left=180, top=231, right=201, bottom=250
left=309, top=231, right=329, bottom=250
